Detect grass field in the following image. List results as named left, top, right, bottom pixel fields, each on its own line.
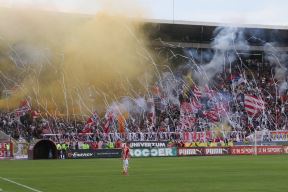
left=0, top=156, right=288, bottom=192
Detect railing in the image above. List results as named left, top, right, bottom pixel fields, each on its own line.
left=42, top=130, right=250, bottom=142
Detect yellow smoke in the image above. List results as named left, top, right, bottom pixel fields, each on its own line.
left=0, top=7, right=154, bottom=116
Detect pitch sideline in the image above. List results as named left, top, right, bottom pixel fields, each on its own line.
left=0, top=177, right=43, bottom=192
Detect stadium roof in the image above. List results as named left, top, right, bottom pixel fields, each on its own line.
left=145, top=19, right=288, bottom=51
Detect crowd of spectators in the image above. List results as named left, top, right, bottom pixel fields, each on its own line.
left=1, top=56, right=288, bottom=145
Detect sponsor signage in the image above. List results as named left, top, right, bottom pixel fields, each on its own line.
left=67, top=150, right=95, bottom=159
left=283, top=146, right=288, bottom=154
left=129, top=141, right=168, bottom=148
left=130, top=148, right=177, bottom=157
left=204, top=147, right=230, bottom=156
left=257, top=146, right=283, bottom=155
left=67, top=149, right=122, bottom=159
left=231, top=146, right=283, bottom=155
left=94, top=149, right=122, bottom=158
left=270, top=131, right=288, bottom=142
left=231, top=146, right=255, bottom=155
left=178, top=148, right=204, bottom=156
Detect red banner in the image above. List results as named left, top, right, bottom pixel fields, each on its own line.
left=257, top=146, right=283, bottom=155
left=231, top=146, right=255, bottom=155
left=183, top=131, right=213, bottom=141
left=231, top=146, right=283, bottom=155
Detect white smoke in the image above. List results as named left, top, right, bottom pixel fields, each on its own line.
left=264, top=43, right=288, bottom=95
left=194, top=27, right=249, bottom=86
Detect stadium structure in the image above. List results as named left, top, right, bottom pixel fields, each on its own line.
left=1, top=16, right=288, bottom=160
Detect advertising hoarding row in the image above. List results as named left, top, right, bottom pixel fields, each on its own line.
left=67, top=149, right=122, bottom=159
left=178, top=146, right=285, bottom=156
left=178, top=147, right=230, bottom=156
left=65, top=145, right=288, bottom=159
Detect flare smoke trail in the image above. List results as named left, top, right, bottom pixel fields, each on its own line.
left=0, top=7, right=155, bottom=115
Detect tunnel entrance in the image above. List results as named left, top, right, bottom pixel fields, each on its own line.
left=33, top=140, right=57, bottom=159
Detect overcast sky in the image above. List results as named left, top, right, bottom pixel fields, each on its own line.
left=1, top=0, right=288, bottom=26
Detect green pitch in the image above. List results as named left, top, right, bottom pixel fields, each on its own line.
left=0, top=156, right=287, bottom=192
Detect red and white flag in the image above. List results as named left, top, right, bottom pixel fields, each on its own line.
left=86, top=111, right=99, bottom=125
left=244, top=95, right=265, bottom=116
left=192, top=85, right=202, bottom=99
left=15, top=99, right=31, bottom=117
left=82, top=111, right=99, bottom=133
left=204, top=84, right=215, bottom=98
left=203, top=110, right=219, bottom=122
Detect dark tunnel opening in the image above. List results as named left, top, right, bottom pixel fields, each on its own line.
left=33, top=140, right=57, bottom=159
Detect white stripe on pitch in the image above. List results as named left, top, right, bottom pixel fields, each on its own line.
left=0, top=177, right=43, bottom=192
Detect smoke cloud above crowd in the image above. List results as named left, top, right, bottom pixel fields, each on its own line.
left=0, top=7, right=155, bottom=116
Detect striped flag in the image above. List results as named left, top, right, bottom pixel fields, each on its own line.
left=244, top=95, right=265, bottom=116
left=192, top=85, right=202, bottom=98
left=15, top=100, right=31, bottom=117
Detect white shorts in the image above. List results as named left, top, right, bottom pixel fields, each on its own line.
left=123, top=159, right=129, bottom=167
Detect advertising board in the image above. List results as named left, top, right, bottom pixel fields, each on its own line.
left=67, top=149, right=122, bottom=159
left=130, top=148, right=177, bottom=157
left=129, top=141, right=168, bottom=148
left=204, top=147, right=230, bottom=156
left=231, top=146, right=255, bottom=155
left=178, top=148, right=204, bottom=156
left=257, top=146, right=283, bottom=155
left=231, top=146, right=283, bottom=155
left=94, top=149, right=122, bottom=158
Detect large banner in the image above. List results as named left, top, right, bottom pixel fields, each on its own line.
left=178, top=148, right=204, bottom=156
left=231, top=146, right=283, bottom=155
left=129, top=141, right=168, bottom=148
left=270, top=131, right=288, bottom=142
left=67, top=149, right=122, bottom=159
left=182, top=131, right=213, bottom=141
left=204, top=147, right=230, bottom=156
left=130, top=148, right=177, bottom=157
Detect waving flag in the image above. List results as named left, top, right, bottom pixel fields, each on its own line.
left=244, top=95, right=265, bottom=116
left=192, top=85, right=202, bottom=99
left=85, top=111, right=99, bottom=125
left=82, top=111, right=99, bottom=133
left=15, top=99, right=31, bottom=117
left=204, top=84, right=215, bottom=98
